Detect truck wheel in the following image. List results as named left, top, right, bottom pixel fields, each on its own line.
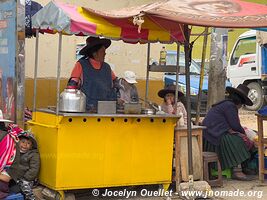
left=245, top=82, right=264, bottom=111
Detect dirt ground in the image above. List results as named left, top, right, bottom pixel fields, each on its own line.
left=239, top=109, right=267, bottom=136
left=69, top=178, right=267, bottom=200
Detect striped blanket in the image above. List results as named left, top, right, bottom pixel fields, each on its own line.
left=0, top=124, right=23, bottom=172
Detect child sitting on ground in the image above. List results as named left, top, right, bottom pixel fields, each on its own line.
left=16, top=131, right=40, bottom=200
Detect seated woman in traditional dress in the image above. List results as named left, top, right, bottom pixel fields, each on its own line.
left=202, top=84, right=256, bottom=181
left=158, top=84, right=187, bottom=125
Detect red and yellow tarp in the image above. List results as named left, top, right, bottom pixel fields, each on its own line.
left=32, top=0, right=267, bottom=44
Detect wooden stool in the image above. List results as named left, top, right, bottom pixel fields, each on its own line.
left=203, top=152, right=223, bottom=187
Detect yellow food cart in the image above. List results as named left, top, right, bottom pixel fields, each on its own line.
left=27, top=1, right=181, bottom=197
left=27, top=0, right=267, bottom=198
left=29, top=110, right=177, bottom=191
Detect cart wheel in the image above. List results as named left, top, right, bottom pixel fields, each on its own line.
left=65, top=193, right=76, bottom=200
left=159, top=184, right=170, bottom=194
left=56, top=191, right=65, bottom=200
left=162, top=183, right=170, bottom=191
left=55, top=191, right=75, bottom=200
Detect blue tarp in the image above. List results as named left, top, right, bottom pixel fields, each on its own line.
left=254, top=28, right=267, bottom=32
left=255, top=28, right=267, bottom=74
left=25, top=0, right=43, bottom=37
left=164, top=74, right=232, bottom=95
left=164, top=74, right=208, bottom=91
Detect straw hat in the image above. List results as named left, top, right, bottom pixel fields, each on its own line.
left=124, top=71, right=137, bottom=84
left=158, top=84, right=184, bottom=98
left=79, top=36, right=111, bottom=55
left=0, top=110, right=13, bottom=123
left=226, top=84, right=253, bottom=106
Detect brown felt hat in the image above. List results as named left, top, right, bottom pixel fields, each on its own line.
left=79, top=36, right=111, bottom=55
left=158, top=84, right=184, bottom=98
left=226, top=84, right=253, bottom=106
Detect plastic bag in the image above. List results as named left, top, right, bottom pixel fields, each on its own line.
left=243, top=126, right=257, bottom=141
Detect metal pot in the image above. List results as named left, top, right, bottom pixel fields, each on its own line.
left=59, top=89, right=86, bottom=112
left=124, top=102, right=142, bottom=114
left=141, top=108, right=156, bottom=115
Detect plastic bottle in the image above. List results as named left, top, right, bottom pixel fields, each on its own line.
left=159, top=46, right=167, bottom=66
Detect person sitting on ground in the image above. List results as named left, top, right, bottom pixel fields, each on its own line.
left=14, top=131, right=40, bottom=200
left=116, top=71, right=139, bottom=105
left=202, top=84, right=257, bottom=181
left=158, top=84, right=187, bottom=125
left=0, top=113, right=23, bottom=199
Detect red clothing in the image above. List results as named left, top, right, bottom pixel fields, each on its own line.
left=0, top=124, right=22, bottom=173
left=71, top=58, right=116, bottom=84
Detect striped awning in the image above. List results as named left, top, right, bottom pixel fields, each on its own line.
left=32, top=0, right=267, bottom=44
left=32, top=1, right=185, bottom=43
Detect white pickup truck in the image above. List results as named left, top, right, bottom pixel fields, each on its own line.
left=227, top=30, right=267, bottom=111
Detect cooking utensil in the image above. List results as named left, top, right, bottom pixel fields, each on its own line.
left=139, top=98, right=160, bottom=112
left=59, top=77, right=86, bottom=112
left=141, top=108, right=156, bottom=115
left=98, top=101, right=116, bottom=114
left=124, top=102, right=142, bottom=114
left=59, top=88, right=86, bottom=112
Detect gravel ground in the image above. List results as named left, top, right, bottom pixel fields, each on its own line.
left=70, top=178, right=267, bottom=200
left=239, top=108, right=267, bottom=134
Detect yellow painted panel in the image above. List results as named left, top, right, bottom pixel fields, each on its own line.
left=27, top=123, right=59, bottom=188
left=33, top=112, right=62, bottom=126
left=31, top=112, right=176, bottom=190
left=78, top=7, right=121, bottom=38
left=148, top=30, right=170, bottom=42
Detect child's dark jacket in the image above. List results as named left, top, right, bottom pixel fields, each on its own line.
left=16, top=133, right=40, bottom=181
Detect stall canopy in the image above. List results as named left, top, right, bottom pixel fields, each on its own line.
left=31, top=0, right=185, bottom=43
left=31, top=0, right=267, bottom=181
left=32, top=0, right=267, bottom=44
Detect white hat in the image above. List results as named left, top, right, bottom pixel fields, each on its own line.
left=124, top=71, right=137, bottom=84
left=0, top=110, right=13, bottom=123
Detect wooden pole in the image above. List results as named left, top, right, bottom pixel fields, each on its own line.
left=196, top=27, right=209, bottom=124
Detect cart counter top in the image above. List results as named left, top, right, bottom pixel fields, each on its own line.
left=37, top=108, right=181, bottom=118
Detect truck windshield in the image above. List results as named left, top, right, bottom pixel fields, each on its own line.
left=230, top=36, right=256, bottom=65
left=166, top=52, right=201, bottom=75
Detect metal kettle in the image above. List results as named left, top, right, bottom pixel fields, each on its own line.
left=59, top=78, right=86, bottom=112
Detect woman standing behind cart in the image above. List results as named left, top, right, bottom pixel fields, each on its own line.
left=69, top=36, right=117, bottom=112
